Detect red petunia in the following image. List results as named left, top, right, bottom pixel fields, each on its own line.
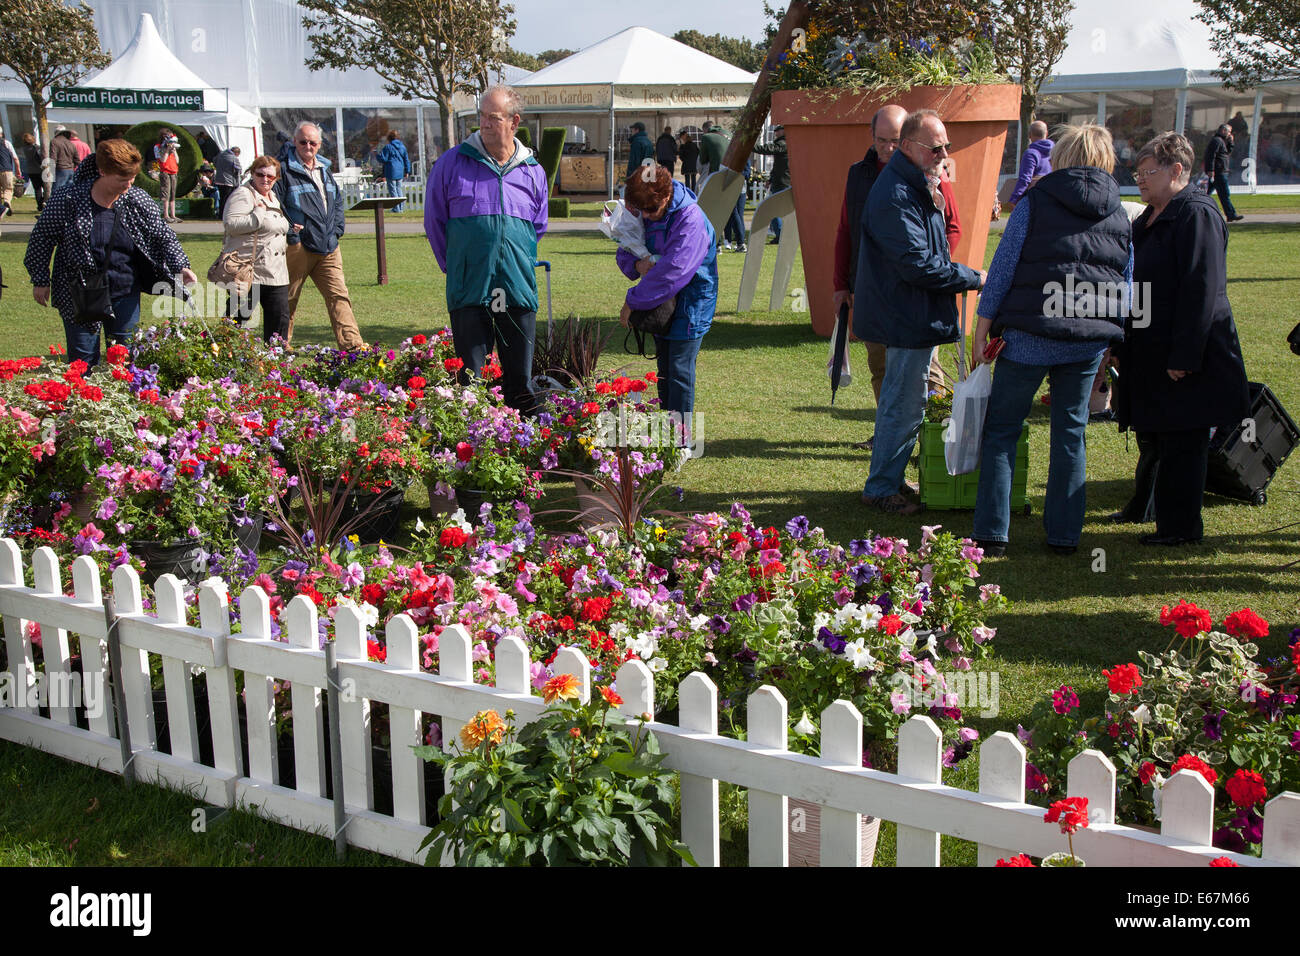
left=455, top=441, right=474, bottom=462
left=1044, top=796, right=1090, bottom=834
left=1223, top=608, right=1268, bottom=640
left=439, top=526, right=468, bottom=548
left=1138, top=761, right=1158, bottom=785
left=1159, top=600, right=1213, bottom=638
left=1170, top=753, right=1218, bottom=786
left=1224, top=769, right=1268, bottom=808
left=1103, top=662, right=1143, bottom=695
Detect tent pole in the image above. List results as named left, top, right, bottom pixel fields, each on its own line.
left=1174, top=88, right=1187, bottom=136
left=1249, top=88, right=1263, bottom=195
left=608, top=83, right=615, bottom=201
left=335, top=106, right=345, bottom=169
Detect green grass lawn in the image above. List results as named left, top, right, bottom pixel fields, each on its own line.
left=1, top=217, right=1298, bottom=866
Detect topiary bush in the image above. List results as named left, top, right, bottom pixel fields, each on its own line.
left=516, top=125, right=532, bottom=149
left=539, top=127, right=566, bottom=196
left=122, top=122, right=203, bottom=199
left=547, top=197, right=569, bottom=218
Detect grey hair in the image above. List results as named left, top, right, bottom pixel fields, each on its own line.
left=480, top=84, right=522, bottom=119
left=294, top=121, right=322, bottom=141
left=1135, top=132, right=1194, bottom=184
left=900, top=108, right=941, bottom=142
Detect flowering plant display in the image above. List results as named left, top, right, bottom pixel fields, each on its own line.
left=128, top=316, right=275, bottom=391
left=415, top=679, right=693, bottom=866
left=1019, top=603, right=1299, bottom=856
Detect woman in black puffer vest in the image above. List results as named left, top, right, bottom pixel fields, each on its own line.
left=970, top=124, right=1132, bottom=556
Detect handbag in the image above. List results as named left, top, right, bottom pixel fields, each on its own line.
left=208, top=189, right=259, bottom=290
left=623, top=297, right=676, bottom=359
left=68, top=209, right=117, bottom=329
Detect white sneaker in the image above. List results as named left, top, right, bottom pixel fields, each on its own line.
left=723, top=242, right=734, bottom=251
left=739, top=243, right=748, bottom=253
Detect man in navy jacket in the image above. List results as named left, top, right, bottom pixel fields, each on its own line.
left=854, top=109, right=985, bottom=515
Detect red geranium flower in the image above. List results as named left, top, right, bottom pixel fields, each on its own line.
left=439, top=527, right=468, bottom=548
left=1138, top=761, right=1158, bottom=785
left=1208, top=857, right=1240, bottom=867
left=444, top=357, right=464, bottom=372
left=1103, top=662, right=1143, bottom=695
left=581, top=596, right=612, bottom=622
left=482, top=361, right=503, bottom=380
left=878, top=614, right=903, bottom=636
left=1044, top=796, right=1090, bottom=834
left=1159, top=600, right=1213, bottom=638
left=1223, top=608, right=1268, bottom=640
left=412, top=334, right=427, bottom=345
left=995, top=854, right=1035, bottom=867
left=367, top=638, right=387, bottom=663
left=360, top=583, right=386, bottom=607
left=407, top=375, right=427, bottom=390
left=1170, top=753, right=1218, bottom=786
left=645, top=371, right=658, bottom=383
left=106, top=344, right=129, bottom=366
left=1224, top=769, right=1268, bottom=808
left=581, top=401, right=601, bottom=415
left=455, top=441, right=473, bottom=462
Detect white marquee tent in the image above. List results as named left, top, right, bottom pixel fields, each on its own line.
left=46, top=13, right=261, bottom=158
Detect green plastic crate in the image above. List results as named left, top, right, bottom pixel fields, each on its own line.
left=918, top=421, right=1029, bottom=511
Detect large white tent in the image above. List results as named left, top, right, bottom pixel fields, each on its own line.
left=46, top=13, right=260, bottom=158
left=512, top=27, right=758, bottom=196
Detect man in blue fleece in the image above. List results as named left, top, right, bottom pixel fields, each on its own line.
left=1009, top=121, right=1053, bottom=205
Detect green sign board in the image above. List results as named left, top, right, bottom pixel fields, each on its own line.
left=52, top=87, right=205, bottom=111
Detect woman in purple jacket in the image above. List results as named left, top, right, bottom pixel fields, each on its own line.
left=616, top=165, right=717, bottom=427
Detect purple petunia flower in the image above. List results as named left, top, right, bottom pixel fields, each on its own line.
left=848, top=538, right=871, bottom=557
left=708, top=614, right=730, bottom=636
left=1202, top=708, right=1226, bottom=741
left=732, top=592, right=757, bottom=613
left=850, top=563, right=878, bottom=587
left=785, top=516, right=810, bottom=540
left=818, top=626, right=847, bottom=654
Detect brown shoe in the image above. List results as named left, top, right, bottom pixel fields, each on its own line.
left=899, top=479, right=920, bottom=499
left=861, top=492, right=921, bottom=515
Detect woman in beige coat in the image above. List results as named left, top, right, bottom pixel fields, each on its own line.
left=221, top=154, right=291, bottom=342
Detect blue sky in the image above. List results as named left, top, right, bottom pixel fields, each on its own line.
left=512, top=0, right=772, bottom=53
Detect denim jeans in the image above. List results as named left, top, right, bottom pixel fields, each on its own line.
left=385, top=177, right=405, bottom=213
left=62, top=293, right=141, bottom=367
left=863, top=346, right=932, bottom=498
left=770, top=217, right=782, bottom=241
left=724, top=190, right=746, bottom=245
left=1212, top=172, right=1238, bottom=219
left=973, top=352, right=1103, bottom=546
left=54, top=169, right=74, bottom=194
left=654, top=334, right=704, bottom=419
left=449, top=305, right=537, bottom=415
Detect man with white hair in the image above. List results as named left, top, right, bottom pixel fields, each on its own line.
left=425, top=85, right=548, bottom=414
left=275, top=120, right=363, bottom=348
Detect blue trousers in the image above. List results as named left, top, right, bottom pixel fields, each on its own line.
left=654, top=334, right=704, bottom=418
left=1211, top=172, right=1238, bottom=219
left=973, top=353, right=1103, bottom=546
left=386, top=177, right=405, bottom=213
left=62, top=293, right=141, bottom=367
left=863, top=346, right=932, bottom=498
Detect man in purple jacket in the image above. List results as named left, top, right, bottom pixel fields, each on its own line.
left=425, top=85, right=549, bottom=413
left=1009, top=121, right=1053, bottom=205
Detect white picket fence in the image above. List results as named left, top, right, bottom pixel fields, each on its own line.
left=1, top=539, right=1297, bottom=867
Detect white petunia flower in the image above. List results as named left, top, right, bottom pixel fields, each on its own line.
left=793, top=711, right=817, bottom=736
left=649, top=657, right=668, bottom=673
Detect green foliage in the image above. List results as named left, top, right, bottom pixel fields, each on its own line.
left=990, top=0, right=1074, bottom=144
left=547, top=197, right=569, bottom=218
left=418, top=695, right=694, bottom=866
left=539, top=127, right=566, bottom=194
left=515, top=125, right=532, bottom=149
left=123, top=122, right=203, bottom=199
left=535, top=49, right=575, bottom=66
left=672, top=29, right=766, bottom=72
left=500, top=46, right=543, bottom=72
left=1196, top=0, right=1300, bottom=89
left=187, top=197, right=217, bottom=219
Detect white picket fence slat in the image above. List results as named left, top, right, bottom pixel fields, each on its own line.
left=1, top=540, right=1297, bottom=867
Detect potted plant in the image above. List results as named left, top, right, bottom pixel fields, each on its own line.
left=917, top=374, right=1029, bottom=511
left=764, top=1, right=1021, bottom=336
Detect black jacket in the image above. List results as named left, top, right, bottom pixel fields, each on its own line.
left=679, top=140, right=699, bottom=175
left=752, top=135, right=790, bottom=191
left=852, top=150, right=982, bottom=349
left=655, top=132, right=678, bottom=167
left=1114, top=183, right=1249, bottom=433
left=844, top=147, right=884, bottom=290
left=994, top=166, right=1130, bottom=344
left=1203, top=133, right=1231, bottom=177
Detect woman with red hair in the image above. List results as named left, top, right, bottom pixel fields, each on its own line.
left=616, top=163, right=717, bottom=429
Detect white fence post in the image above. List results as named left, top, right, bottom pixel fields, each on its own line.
left=977, top=731, right=1026, bottom=866
left=1160, top=769, right=1215, bottom=847
left=32, top=547, right=74, bottom=726
left=819, top=699, right=864, bottom=866
left=615, top=659, right=654, bottom=719
left=285, top=595, right=326, bottom=797
left=1067, top=749, right=1116, bottom=824
left=198, top=578, right=243, bottom=779
left=439, top=624, right=473, bottom=752
left=0, top=540, right=36, bottom=715
left=493, top=635, right=531, bottom=696
left=678, top=672, right=720, bottom=867
left=71, top=556, right=113, bottom=737
left=1263, top=793, right=1300, bottom=865
left=334, top=604, right=373, bottom=811
left=896, top=715, right=942, bottom=866
left=385, top=614, right=425, bottom=826
left=110, top=565, right=157, bottom=752
left=747, top=685, right=788, bottom=867
left=552, top=646, right=592, bottom=703
left=236, top=583, right=278, bottom=785
left=155, top=575, right=199, bottom=764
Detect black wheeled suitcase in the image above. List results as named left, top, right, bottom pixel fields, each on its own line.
left=1205, top=382, right=1299, bottom=506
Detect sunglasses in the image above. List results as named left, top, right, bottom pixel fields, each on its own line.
left=297, top=139, right=320, bottom=147
left=907, top=138, right=953, bottom=156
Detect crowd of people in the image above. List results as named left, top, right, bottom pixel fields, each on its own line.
left=17, top=86, right=1256, bottom=549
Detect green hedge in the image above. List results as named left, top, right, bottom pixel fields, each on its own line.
left=187, top=197, right=217, bottom=219
left=539, top=127, right=566, bottom=195
left=516, top=126, right=532, bottom=149
left=123, top=122, right=203, bottom=199
left=547, top=197, right=569, bottom=218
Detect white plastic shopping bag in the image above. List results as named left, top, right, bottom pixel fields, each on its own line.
left=944, top=361, right=992, bottom=476
left=599, top=200, right=653, bottom=261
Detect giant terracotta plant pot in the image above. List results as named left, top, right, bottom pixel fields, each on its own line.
left=772, top=85, right=1021, bottom=337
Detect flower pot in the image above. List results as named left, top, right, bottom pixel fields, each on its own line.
left=917, top=421, right=1028, bottom=512
left=129, top=537, right=208, bottom=584
left=788, top=797, right=880, bottom=867
left=452, top=486, right=514, bottom=518
left=771, top=85, right=1021, bottom=337
left=230, top=514, right=265, bottom=553
left=426, top=481, right=458, bottom=520
left=572, top=475, right=621, bottom=530
left=340, top=485, right=407, bottom=544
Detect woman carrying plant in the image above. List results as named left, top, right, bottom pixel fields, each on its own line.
left=616, top=163, right=717, bottom=444
left=970, top=125, right=1132, bottom=557
left=220, top=154, right=291, bottom=343
left=1112, top=132, right=1249, bottom=546
left=24, top=139, right=195, bottom=367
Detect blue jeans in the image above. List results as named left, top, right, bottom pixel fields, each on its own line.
left=973, top=353, right=1103, bottom=546
left=770, top=216, right=782, bottom=241
left=654, top=334, right=704, bottom=418
left=724, top=189, right=746, bottom=245
left=62, top=294, right=141, bottom=367
left=1211, top=172, right=1237, bottom=219
left=385, top=177, right=405, bottom=213
left=54, top=169, right=74, bottom=194
left=863, top=346, right=932, bottom=498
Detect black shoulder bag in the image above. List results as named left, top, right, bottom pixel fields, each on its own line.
left=68, top=207, right=118, bottom=329
left=623, top=297, right=676, bottom=359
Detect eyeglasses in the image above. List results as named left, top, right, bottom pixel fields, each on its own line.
left=253, top=171, right=277, bottom=179
left=1133, top=166, right=1168, bottom=182
left=874, top=136, right=901, bottom=148
left=907, top=138, right=952, bottom=156
left=297, top=139, right=320, bottom=148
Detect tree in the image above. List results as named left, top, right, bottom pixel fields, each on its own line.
left=1196, top=0, right=1300, bottom=90
left=991, top=0, right=1075, bottom=156
left=299, top=0, right=516, bottom=153
left=0, top=0, right=111, bottom=160
left=536, top=49, right=575, bottom=67
left=500, top=47, right=542, bottom=73
left=672, top=30, right=766, bottom=72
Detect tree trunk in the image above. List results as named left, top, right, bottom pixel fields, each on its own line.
left=439, top=95, right=456, bottom=155
left=1018, top=95, right=1035, bottom=162
left=32, top=92, right=53, bottom=184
